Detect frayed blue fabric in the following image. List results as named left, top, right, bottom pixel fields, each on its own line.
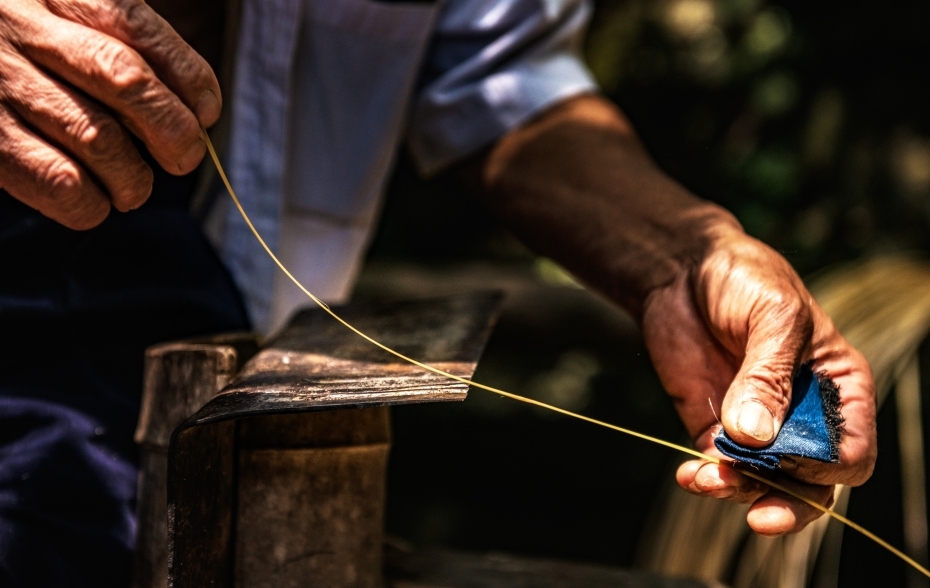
left=714, top=364, right=844, bottom=471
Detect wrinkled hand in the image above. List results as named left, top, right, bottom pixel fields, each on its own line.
left=478, top=94, right=877, bottom=535
left=642, top=226, right=877, bottom=535
left=0, top=0, right=220, bottom=229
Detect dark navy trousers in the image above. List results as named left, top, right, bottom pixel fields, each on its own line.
left=0, top=170, right=249, bottom=586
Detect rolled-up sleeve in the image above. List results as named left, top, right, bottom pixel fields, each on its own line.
left=408, top=0, right=599, bottom=176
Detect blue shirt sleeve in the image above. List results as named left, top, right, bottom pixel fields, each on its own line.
left=407, top=0, right=599, bottom=176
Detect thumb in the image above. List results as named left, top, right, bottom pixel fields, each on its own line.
left=720, top=297, right=813, bottom=447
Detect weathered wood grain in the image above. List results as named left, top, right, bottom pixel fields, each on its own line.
left=188, top=294, right=503, bottom=423
left=134, top=334, right=259, bottom=588
left=235, top=408, right=391, bottom=588
left=169, top=420, right=237, bottom=588
left=136, top=343, right=239, bottom=448
left=167, top=293, right=503, bottom=588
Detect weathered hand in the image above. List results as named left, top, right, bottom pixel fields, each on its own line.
left=642, top=227, right=877, bottom=535
left=480, top=94, right=878, bottom=535
left=0, top=0, right=220, bottom=229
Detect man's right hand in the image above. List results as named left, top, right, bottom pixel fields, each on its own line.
left=481, top=95, right=878, bottom=535
left=0, top=0, right=221, bottom=229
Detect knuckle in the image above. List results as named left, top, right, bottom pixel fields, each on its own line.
left=762, top=288, right=809, bottom=323
left=41, top=158, right=84, bottom=204
left=73, top=114, right=126, bottom=160
left=43, top=167, right=110, bottom=229
left=744, top=365, right=793, bottom=401
left=37, top=158, right=108, bottom=229
left=110, top=64, right=152, bottom=100
left=121, top=1, right=155, bottom=34
left=88, top=37, right=152, bottom=98
left=117, top=0, right=167, bottom=45
left=783, top=294, right=808, bottom=319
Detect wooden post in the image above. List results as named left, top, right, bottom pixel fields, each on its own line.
left=133, top=335, right=259, bottom=588
left=235, top=409, right=391, bottom=588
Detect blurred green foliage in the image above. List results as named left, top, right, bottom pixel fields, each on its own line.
left=586, top=0, right=930, bottom=275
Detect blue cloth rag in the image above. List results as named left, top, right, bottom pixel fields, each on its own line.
left=714, top=364, right=844, bottom=471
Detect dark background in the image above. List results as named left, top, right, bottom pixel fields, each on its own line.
left=359, top=1, right=930, bottom=585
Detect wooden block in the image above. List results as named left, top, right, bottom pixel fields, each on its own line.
left=135, top=343, right=239, bottom=448
left=134, top=334, right=259, bottom=588
left=234, top=408, right=390, bottom=588
left=167, top=294, right=502, bottom=588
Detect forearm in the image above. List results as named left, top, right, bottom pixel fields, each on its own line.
left=478, top=94, right=742, bottom=318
